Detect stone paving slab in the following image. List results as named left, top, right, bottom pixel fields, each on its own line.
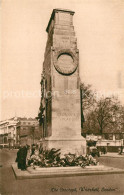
left=12, top=163, right=124, bottom=180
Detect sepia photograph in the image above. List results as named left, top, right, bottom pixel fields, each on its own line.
left=0, top=0, right=124, bottom=194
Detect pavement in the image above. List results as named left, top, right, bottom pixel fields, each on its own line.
left=100, top=152, right=124, bottom=158
left=1, top=149, right=124, bottom=195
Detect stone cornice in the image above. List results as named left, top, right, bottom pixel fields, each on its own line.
left=46, top=8, right=75, bottom=33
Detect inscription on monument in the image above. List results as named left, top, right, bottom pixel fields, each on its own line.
left=57, top=112, right=80, bottom=121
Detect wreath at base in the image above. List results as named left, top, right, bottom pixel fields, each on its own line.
left=27, top=148, right=99, bottom=169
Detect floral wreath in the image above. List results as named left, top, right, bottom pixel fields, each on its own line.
left=53, top=49, right=78, bottom=75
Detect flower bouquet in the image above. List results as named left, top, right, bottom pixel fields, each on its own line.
left=27, top=148, right=99, bottom=168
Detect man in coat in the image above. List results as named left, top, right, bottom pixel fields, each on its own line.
left=16, top=145, right=27, bottom=170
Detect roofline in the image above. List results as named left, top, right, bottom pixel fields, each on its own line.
left=0, top=117, right=38, bottom=123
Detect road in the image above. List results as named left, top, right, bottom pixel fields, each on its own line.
left=0, top=149, right=124, bottom=195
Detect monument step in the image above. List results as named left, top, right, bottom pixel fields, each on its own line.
left=12, top=163, right=124, bottom=179
left=27, top=165, right=113, bottom=174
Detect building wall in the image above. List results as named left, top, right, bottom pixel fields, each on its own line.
left=16, top=118, right=41, bottom=145
left=0, top=117, right=41, bottom=147
left=0, top=117, right=18, bottom=146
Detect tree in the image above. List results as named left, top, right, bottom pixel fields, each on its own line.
left=83, top=96, right=124, bottom=135
left=80, top=83, right=96, bottom=129
left=95, top=97, right=122, bottom=134
left=83, top=110, right=99, bottom=135
left=80, top=83, right=96, bottom=111
left=114, top=105, right=124, bottom=132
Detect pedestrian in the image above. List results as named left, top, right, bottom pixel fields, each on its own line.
left=121, top=146, right=123, bottom=154
left=31, top=144, right=36, bottom=156
left=15, top=146, right=21, bottom=169
left=103, top=147, right=106, bottom=154
left=118, top=147, right=121, bottom=155
left=26, top=145, right=31, bottom=166
left=39, top=142, right=43, bottom=154
left=34, top=144, right=39, bottom=156
left=17, top=145, right=28, bottom=170
left=22, top=145, right=28, bottom=170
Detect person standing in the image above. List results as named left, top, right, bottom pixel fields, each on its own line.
left=19, top=145, right=28, bottom=170
left=31, top=144, right=36, bottom=156
left=39, top=142, right=43, bottom=154
left=15, top=146, right=21, bottom=169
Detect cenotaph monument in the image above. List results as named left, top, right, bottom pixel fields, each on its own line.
left=40, top=9, right=86, bottom=155
left=12, top=9, right=123, bottom=179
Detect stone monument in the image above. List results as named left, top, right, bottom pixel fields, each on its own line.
left=40, top=9, right=86, bottom=155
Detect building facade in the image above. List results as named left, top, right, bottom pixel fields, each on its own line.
left=0, top=117, right=41, bottom=147
left=0, top=117, right=18, bottom=147
left=16, top=117, right=41, bottom=146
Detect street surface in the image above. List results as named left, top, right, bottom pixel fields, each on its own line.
left=0, top=149, right=124, bottom=195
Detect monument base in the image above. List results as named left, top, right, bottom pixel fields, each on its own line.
left=12, top=163, right=124, bottom=179
left=43, top=136, right=86, bottom=156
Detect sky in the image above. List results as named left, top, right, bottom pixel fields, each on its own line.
left=1, top=0, right=124, bottom=121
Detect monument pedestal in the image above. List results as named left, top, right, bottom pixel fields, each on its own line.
left=44, top=91, right=86, bottom=156
left=44, top=136, right=86, bottom=156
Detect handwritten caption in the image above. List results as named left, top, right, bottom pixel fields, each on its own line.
left=51, top=187, right=118, bottom=193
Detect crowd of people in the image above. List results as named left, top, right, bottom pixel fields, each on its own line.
left=15, top=143, right=43, bottom=171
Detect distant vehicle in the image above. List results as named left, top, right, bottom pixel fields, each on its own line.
left=90, top=146, right=100, bottom=157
